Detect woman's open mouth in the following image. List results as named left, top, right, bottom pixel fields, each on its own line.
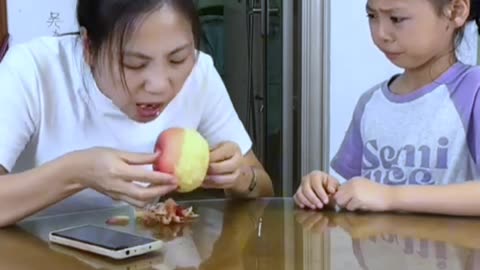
left=136, top=103, right=163, bottom=121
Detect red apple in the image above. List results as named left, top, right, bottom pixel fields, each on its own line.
left=153, top=128, right=210, bottom=192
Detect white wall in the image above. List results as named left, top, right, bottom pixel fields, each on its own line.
left=329, top=1, right=399, bottom=180
left=7, top=0, right=78, bottom=45
left=328, top=1, right=478, bottom=181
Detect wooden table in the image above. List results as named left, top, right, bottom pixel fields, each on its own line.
left=1, top=198, right=480, bottom=269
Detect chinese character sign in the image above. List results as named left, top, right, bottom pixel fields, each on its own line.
left=46, top=11, right=63, bottom=36
left=7, top=0, right=79, bottom=45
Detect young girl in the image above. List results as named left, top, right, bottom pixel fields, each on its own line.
left=294, top=0, right=480, bottom=216
left=0, top=0, right=273, bottom=227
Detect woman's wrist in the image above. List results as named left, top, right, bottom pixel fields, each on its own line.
left=58, top=150, right=89, bottom=189
left=228, top=165, right=257, bottom=197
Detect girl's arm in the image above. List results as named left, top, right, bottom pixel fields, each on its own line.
left=389, top=182, right=480, bottom=216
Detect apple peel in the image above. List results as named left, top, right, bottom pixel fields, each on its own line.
left=136, top=198, right=198, bottom=226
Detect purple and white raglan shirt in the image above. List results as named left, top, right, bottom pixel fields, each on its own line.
left=331, top=62, right=480, bottom=185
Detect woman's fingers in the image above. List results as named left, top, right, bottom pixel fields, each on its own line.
left=110, top=180, right=178, bottom=203
left=119, top=165, right=177, bottom=185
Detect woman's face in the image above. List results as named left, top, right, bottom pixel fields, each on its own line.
left=89, top=6, right=196, bottom=123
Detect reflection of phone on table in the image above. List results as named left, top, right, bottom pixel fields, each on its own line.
left=49, top=224, right=163, bottom=260
left=50, top=243, right=170, bottom=270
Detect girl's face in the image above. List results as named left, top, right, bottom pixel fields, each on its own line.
left=366, top=0, right=467, bottom=69
left=89, top=6, right=196, bottom=123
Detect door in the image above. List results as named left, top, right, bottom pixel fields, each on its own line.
left=198, top=0, right=294, bottom=196
left=0, top=0, right=8, bottom=60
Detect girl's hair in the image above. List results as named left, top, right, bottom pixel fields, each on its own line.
left=428, top=0, right=480, bottom=44
left=76, top=0, right=200, bottom=86
left=467, top=0, right=480, bottom=33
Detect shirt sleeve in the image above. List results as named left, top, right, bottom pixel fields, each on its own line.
left=0, top=45, right=40, bottom=171
left=448, top=66, right=480, bottom=176
left=466, top=78, right=480, bottom=175
left=198, top=54, right=252, bottom=155
left=330, top=89, right=376, bottom=180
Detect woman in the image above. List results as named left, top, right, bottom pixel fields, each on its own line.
left=0, top=0, right=273, bottom=227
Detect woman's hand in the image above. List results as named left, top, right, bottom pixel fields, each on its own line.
left=202, top=142, right=244, bottom=190
left=73, top=147, right=178, bottom=208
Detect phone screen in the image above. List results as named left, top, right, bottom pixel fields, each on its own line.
left=51, top=225, right=156, bottom=251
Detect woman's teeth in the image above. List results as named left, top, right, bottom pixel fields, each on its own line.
left=138, top=104, right=158, bottom=108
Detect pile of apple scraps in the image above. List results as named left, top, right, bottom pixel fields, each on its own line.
left=137, top=198, right=199, bottom=226
left=106, top=199, right=198, bottom=226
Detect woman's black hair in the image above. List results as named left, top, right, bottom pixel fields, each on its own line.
left=76, top=0, right=200, bottom=88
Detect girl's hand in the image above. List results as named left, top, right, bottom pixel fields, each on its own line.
left=334, top=178, right=394, bottom=212
left=202, top=142, right=244, bottom=190
left=294, top=171, right=340, bottom=210
left=74, top=147, right=178, bottom=208
left=295, top=210, right=331, bottom=233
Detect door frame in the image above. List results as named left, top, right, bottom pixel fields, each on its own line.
left=301, top=0, right=330, bottom=175
left=0, top=0, right=8, bottom=60
left=300, top=1, right=331, bottom=269
left=0, top=0, right=6, bottom=39
left=281, top=0, right=294, bottom=197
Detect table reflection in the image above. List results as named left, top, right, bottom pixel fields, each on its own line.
left=296, top=210, right=480, bottom=270
left=0, top=199, right=479, bottom=270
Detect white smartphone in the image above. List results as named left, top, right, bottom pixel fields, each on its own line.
left=49, top=243, right=170, bottom=270
left=49, top=224, right=163, bottom=260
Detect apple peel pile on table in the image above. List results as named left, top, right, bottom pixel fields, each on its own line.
left=106, top=199, right=199, bottom=226
left=138, top=198, right=199, bottom=226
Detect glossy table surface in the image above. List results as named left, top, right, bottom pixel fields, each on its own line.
left=1, top=198, right=480, bottom=270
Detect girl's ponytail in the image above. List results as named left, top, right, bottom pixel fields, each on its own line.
left=469, top=0, right=480, bottom=34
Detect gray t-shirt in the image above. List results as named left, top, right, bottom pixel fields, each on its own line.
left=332, top=62, right=480, bottom=185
